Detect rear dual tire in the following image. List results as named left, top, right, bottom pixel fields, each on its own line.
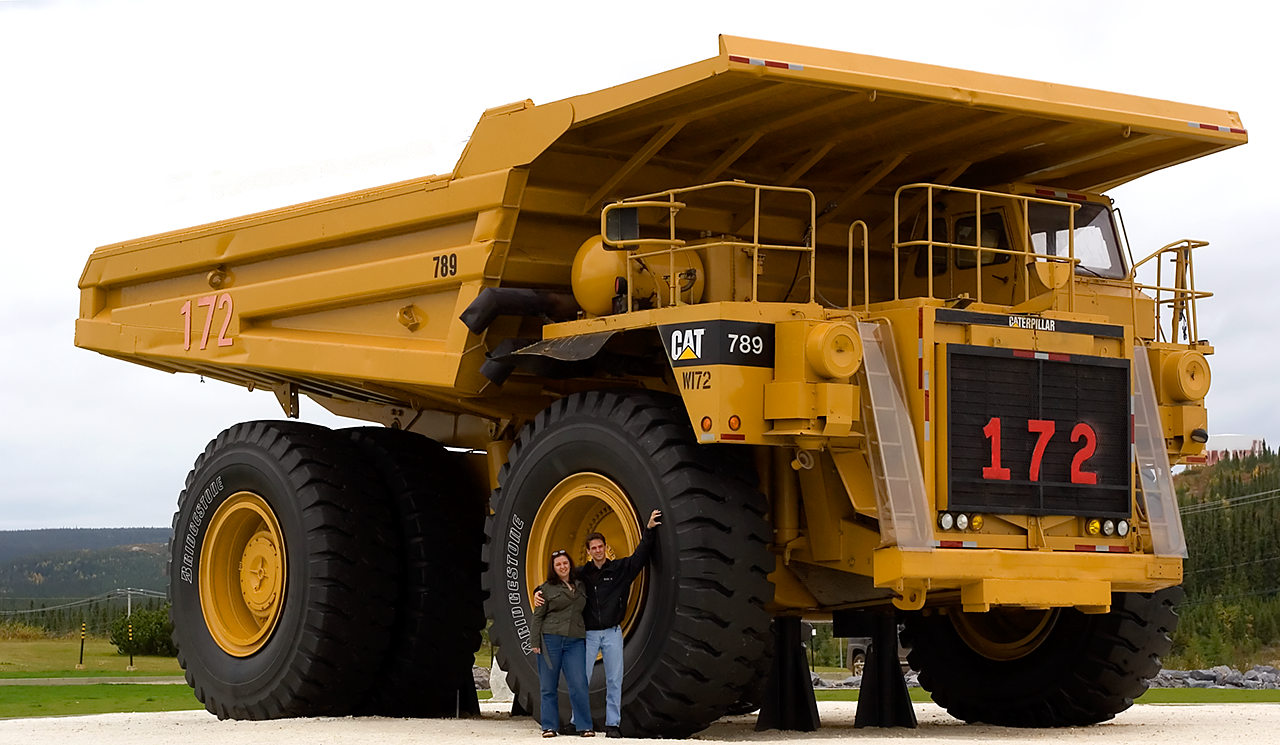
left=167, top=421, right=483, bottom=719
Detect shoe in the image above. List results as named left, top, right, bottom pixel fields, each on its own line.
left=581, top=731, right=595, bottom=738
left=559, top=725, right=577, bottom=736
left=542, top=730, right=557, bottom=738
left=605, top=726, right=622, bottom=738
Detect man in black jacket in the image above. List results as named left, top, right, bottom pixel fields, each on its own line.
left=536, top=509, right=661, bottom=737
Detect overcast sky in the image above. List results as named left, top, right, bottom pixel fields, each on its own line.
left=1, top=0, right=1274, bottom=530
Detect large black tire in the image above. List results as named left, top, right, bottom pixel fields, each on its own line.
left=167, top=421, right=398, bottom=719
left=344, top=427, right=487, bottom=717
left=483, top=390, right=775, bottom=738
left=902, top=587, right=1183, bottom=726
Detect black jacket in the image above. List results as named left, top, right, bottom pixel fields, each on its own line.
left=577, top=528, right=657, bottom=630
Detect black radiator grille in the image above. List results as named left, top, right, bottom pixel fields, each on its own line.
left=947, top=345, right=1131, bottom=517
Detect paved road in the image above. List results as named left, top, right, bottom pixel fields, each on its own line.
left=3, top=701, right=1280, bottom=743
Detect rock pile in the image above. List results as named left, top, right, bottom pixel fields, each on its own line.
left=1149, top=665, right=1280, bottom=690
left=812, top=671, right=920, bottom=688
left=807, top=665, right=1280, bottom=691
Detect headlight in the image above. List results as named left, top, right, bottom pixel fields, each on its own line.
left=970, top=514, right=984, bottom=531
left=938, top=513, right=954, bottom=531
left=1103, top=520, right=1115, bottom=537
left=1117, top=520, right=1130, bottom=537
left=1086, top=518, right=1101, bottom=536
left=956, top=514, right=970, bottom=531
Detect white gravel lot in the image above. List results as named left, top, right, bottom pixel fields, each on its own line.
left=2, top=700, right=1279, bottom=744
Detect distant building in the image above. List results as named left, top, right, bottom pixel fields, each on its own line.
left=1187, top=434, right=1266, bottom=466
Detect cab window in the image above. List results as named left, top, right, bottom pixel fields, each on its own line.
left=912, top=217, right=949, bottom=277
left=1028, top=201, right=1125, bottom=278
left=954, top=212, right=1011, bottom=269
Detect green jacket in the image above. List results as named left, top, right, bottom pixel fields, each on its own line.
left=529, top=579, right=586, bottom=651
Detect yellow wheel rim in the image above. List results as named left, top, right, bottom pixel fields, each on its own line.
left=950, top=607, right=1059, bottom=662
left=199, top=491, right=287, bottom=657
left=528, top=473, right=646, bottom=635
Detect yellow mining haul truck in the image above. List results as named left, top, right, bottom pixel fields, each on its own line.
left=76, top=36, right=1243, bottom=734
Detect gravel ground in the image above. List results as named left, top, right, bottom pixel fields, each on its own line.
left=2, top=701, right=1279, bottom=744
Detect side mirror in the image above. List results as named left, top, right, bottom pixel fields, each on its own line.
left=604, top=206, right=639, bottom=246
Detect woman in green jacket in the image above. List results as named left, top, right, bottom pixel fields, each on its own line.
left=530, top=549, right=593, bottom=737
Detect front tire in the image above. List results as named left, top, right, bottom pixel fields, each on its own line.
left=902, top=587, right=1182, bottom=726
left=483, top=391, right=775, bottom=738
left=167, top=421, right=397, bottom=719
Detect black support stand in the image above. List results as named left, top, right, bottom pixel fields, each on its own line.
left=852, top=612, right=917, bottom=729
left=755, top=616, right=821, bottom=732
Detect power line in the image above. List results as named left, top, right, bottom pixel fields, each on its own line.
left=1179, top=486, right=1280, bottom=516
left=1187, top=555, right=1280, bottom=575
left=0, top=588, right=164, bottom=617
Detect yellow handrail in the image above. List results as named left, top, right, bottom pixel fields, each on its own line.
left=1130, top=239, right=1212, bottom=343
left=889, top=183, right=1083, bottom=310
left=847, top=220, right=869, bottom=313
left=601, top=181, right=817, bottom=309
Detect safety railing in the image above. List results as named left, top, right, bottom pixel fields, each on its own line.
left=888, top=184, right=1084, bottom=311
left=847, top=220, right=869, bottom=313
left=601, top=181, right=817, bottom=309
left=1129, top=239, right=1213, bottom=344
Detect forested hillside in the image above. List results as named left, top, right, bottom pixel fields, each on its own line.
left=0, top=528, right=168, bottom=562
left=0, top=544, right=166, bottom=602
left=1172, top=444, right=1280, bottom=667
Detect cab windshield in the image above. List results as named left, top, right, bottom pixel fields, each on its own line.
left=1027, top=201, right=1126, bottom=279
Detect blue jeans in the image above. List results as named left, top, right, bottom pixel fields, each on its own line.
left=538, top=634, right=592, bottom=732
left=584, top=625, right=624, bottom=727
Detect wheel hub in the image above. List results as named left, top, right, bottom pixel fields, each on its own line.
left=949, top=606, right=1059, bottom=661
left=528, top=472, right=646, bottom=635
left=200, top=492, right=287, bottom=657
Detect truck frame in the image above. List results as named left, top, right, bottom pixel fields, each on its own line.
left=76, top=36, right=1243, bottom=735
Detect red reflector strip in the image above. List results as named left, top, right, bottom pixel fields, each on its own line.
left=720, top=433, right=746, bottom=441
left=1185, top=455, right=1207, bottom=464
left=1075, top=544, right=1131, bottom=553
left=1012, top=349, right=1070, bottom=362
left=933, top=540, right=978, bottom=549
left=1189, top=121, right=1247, bottom=135
left=1033, top=188, right=1090, bottom=201
left=728, top=55, right=804, bottom=71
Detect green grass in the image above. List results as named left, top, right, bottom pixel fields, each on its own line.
left=0, top=684, right=203, bottom=719
left=1135, top=688, right=1280, bottom=704
left=0, top=638, right=183, bottom=678
left=0, top=685, right=491, bottom=720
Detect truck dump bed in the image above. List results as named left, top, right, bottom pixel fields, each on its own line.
left=76, top=36, right=1245, bottom=435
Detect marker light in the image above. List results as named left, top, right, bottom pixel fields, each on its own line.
left=700, top=416, right=713, bottom=432
left=938, top=513, right=955, bottom=531
left=970, top=514, right=984, bottom=531
left=1102, top=520, right=1116, bottom=537
left=1117, top=520, right=1130, bottom=537
left=728, top=415, right=741, bottom=431
left=1086, top=519, right=1102, bottom=536
left=955, top=514, right=970, bottom=531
